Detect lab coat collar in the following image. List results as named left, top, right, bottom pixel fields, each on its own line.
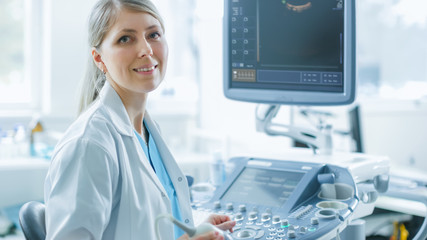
left=99, top=81, right=134, bottom=137
left=98, top=82, right=171, bottom=201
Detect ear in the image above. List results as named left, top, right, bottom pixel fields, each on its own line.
left=92, top=47, right=106, bottom=73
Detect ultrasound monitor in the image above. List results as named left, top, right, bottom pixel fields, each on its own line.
left=223, top=0, right=356, bottom=106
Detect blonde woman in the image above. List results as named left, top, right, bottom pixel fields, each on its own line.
left=43, top=0, right=235, bottom=239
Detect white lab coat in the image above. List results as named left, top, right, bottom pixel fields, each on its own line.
left=44, top=82, right=194, bottom=240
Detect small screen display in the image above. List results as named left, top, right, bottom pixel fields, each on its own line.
left=221, top=167, right=305, bottom=207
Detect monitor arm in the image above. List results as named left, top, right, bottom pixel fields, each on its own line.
left=256, top=104, right=333, bottom=155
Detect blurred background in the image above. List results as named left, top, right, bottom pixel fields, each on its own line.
left=0, top=0, right=426, bottom=238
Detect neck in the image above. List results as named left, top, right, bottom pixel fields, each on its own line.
left=108, top=80, right=148, bottom=135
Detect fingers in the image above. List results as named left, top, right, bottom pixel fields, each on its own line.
left=191, top=231, right=224, bottom=240
left=215, top=220, right=236, bottom=232
left=177, top=233, right=191, bottom=240
left=206, top=214, right=232, bottom=225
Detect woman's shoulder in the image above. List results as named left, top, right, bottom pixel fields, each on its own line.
left=56, top=103, right=122, bottom=153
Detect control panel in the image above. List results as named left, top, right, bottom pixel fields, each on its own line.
left=193, top=157, right=360, bottom=240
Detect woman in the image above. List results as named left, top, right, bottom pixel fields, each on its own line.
left=43, top=0, right=235, bottom=239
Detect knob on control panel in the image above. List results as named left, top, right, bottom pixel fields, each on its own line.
left=311, top=217, right=319, bottom=225
left=213, top=201, right=221, bottom=209
left=288, top=230, right=297, bottom=238
left=261, top=213, right=271, bottom=222
left=235, top=213, right=244, bottom=221
left=239, top=204, right=247, bottom=212
left=226, top=203, right=234, bottom=210
left=237, top=229, right=256, bottom=238
left=248, top=211, right=258, bottom=221
left=280, top=219, right=289, bottom=228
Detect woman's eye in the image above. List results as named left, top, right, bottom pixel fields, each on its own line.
left=118, top=36, right=131, bottom=43
left=149, top=32, right=161, bottom=39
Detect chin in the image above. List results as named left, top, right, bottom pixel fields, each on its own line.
left=142, top=82, right=162, bottom=93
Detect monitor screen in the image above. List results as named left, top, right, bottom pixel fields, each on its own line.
left=220, top=167, right=305, bottom=207
left=223, top=0, right=356, bottom=105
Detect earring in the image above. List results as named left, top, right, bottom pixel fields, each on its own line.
left=99, top=67, right=106, bottom=80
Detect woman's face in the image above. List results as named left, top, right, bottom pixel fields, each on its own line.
left=93, top=9, right=168, bottom=96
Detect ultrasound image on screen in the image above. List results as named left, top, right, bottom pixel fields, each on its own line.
left=221, top=167, right=305, bottom=207
left=228, top=0, right=348, bottom=95
left=259, top=0, right=343, bottom=70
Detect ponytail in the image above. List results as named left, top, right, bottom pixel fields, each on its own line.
left=78, top=56, right=106, bottom=115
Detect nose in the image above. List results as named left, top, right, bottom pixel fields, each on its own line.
left=138, top=39, right=153, bottom=58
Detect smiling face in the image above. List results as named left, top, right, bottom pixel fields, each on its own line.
left=92, top=8, right=168, bottom=97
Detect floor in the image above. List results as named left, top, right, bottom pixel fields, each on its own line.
left=0, top=232, right=24, bottom=240
left=0, top=204, right=24, bottom=240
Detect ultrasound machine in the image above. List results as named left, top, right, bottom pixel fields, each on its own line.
left=190, top=0, right=391, bottom=239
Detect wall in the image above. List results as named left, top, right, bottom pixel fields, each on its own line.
left=0, top=0, right=95, bottom=134
left=45, top=0, right=96, bottom=123
left=360, top=99, right=427, bottom=170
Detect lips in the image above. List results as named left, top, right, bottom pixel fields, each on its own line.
left=133, top=64, right=158, bottom=73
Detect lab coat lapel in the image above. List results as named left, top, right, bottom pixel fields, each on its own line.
left=130, top=133, right=169, bottom=197
left=99, top=82, right=168, bottom=198
left=144, top=112, right=193, bottom=222
left=144, top=113, right=181, bottom=181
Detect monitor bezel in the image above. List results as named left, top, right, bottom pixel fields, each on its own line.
left=223, top=0, right=356, bottom=106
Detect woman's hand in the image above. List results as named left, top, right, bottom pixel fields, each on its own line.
left=177, top=214, right=236, bottom=240
left=204, top=214, right=236, bottom=233
left=178, top=231, right=225, bottom=240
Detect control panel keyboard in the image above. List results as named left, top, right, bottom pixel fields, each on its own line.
left=191, top=157, right=361, bottom=240
left=193, top=202, right=325, bottom=240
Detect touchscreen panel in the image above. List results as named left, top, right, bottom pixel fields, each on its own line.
left=221, top=167, right=305, bottom=207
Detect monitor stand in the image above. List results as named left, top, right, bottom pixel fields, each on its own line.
left=256, top=104, right=333, bottom=155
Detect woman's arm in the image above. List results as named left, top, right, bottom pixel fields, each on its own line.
left=44, top=138, right=119, bottom=240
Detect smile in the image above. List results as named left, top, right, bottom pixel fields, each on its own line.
left=134, top=65, right=157, bottom=72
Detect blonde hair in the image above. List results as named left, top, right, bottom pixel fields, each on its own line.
left=78, top=0, right=164, bottom=114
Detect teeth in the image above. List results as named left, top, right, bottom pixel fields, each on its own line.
left=135, top=66, right=155, bottom=72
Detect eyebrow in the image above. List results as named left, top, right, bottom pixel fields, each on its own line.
left=117, top=25, right=161, bottom=34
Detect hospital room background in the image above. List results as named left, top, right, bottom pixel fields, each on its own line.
left=0, top=0, right=427, bottom=239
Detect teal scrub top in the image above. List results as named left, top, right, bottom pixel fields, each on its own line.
left=134, top=126, right=185, bottom=240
